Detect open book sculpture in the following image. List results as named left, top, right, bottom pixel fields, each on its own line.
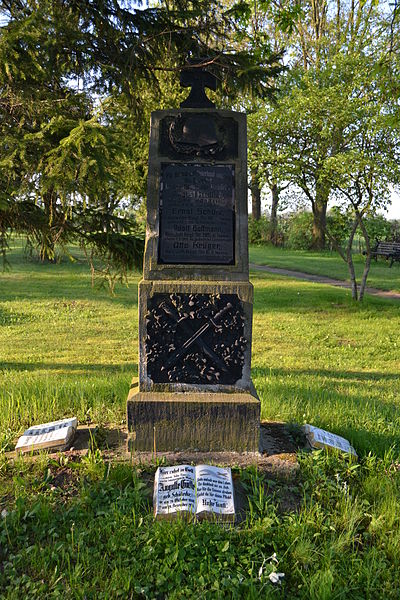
left=154, top=464, right=235, bottom=522
left=15, top=417, right=78, bottom=453
left=304, top=424, right=357, bottom=457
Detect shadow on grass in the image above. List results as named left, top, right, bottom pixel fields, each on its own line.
left=1, top=248, right=140, bottom=307
left=253, top=366, right=400, bottom=455
left=338, top=427, right=400, bottom=458
left=0, top=361, right=138, bottom=374
left=253, top=282, right=400, bottom=312
left=252, top=365, right=400, bottom=382
left=0, top=276, right=140, bottom=307
left=2, top=252, right=397, bottom=312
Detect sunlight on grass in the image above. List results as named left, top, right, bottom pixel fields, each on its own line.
left=1, top=244, right=399, bottom=457
left=1, top=244, right=400, bottom=599
left=249, top=245, right=400, bottom=292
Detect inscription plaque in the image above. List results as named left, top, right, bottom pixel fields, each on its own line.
left=158, top=163, right=235, bottom=265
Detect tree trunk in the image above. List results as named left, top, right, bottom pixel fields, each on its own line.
left=348, top=255, right=358, bottom=300
left=311, top=182, right=329, bottom=250
left=357, top=209, right=372, bottom=301
left=270, top=183, right=279, bottom=245
left=346, top=218, right=359, bottom=300
left=326, top=216, right=359, bottom=299
left=250, top=169, right=261, bottom=220
left=359, top=253, right=371, bottom=301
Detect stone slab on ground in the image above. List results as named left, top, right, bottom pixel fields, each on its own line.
left=6, top=421, right=303, bottom=479
left=3, top=422, right=304, bottom=518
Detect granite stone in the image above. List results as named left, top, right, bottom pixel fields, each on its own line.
left=127, top=92, right=260, bottom=452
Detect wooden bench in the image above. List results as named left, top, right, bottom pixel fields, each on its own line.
left=370, top=240, right=400, bottom=267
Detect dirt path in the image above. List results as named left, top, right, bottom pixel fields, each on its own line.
left=249, top=263, right=400, bottom=301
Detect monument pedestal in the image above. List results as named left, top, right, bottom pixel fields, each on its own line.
left=127, top=388, right=260, bottom=452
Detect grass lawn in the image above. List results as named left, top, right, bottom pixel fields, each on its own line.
left=1, top=239, right=400, bottom=598
left=249, top=245, right=400, bottom=293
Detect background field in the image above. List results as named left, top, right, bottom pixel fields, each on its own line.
left=249, top=245, right=400, bottom=293
left=1, top=241, right=400, bottom=598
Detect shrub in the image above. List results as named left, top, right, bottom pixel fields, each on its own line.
left=390, top=219, right=400, bottom=242
left=364, top=214, right=392, bottom=244
left=326, top=206, right=352, bottom=248
left=286, top=211, right=314, bottom=250
left=248, top=215, right=271, bottom=244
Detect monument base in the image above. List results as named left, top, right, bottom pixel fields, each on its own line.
left=127, top=386, right=260, bottom=452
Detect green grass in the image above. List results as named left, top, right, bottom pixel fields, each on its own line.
left=249, top=245, right=400, bottom=293
left=0, top=239, right=137, bottom=431
left=1, top=240, right=400, bottom=598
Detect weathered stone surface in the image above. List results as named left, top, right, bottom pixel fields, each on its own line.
left=143, top=109, right=249, bottom=283
left=145, top=292, right=246, bottom=385
left=127, top=102, right=259, bottom=451
left=138, top=280, right=253, bottom=393
left=159, top=112, right=238, bottom=160
left=127, top=388, right=260, bottom=452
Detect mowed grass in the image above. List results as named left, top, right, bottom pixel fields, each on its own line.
left=0, top=239, right=138, bottom=431
left=1, top=240, right=400, bottom=599
left=1, top=239, right=399, bottom=456
left=249, top=245, right=400, bottom=293
left=251, top=271, right=400, bottom=457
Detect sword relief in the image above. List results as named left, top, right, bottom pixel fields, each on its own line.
left=145, top=293, right=246, bottom=385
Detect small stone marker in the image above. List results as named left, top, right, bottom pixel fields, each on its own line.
left=304, top=424, right=357, bottom=457
left=127, top=61, right=260, bottom=451
left=15, top=417, right=78, bottom=453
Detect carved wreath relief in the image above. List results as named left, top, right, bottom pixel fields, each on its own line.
left=159, top=113, right=238, bottom=160
left=145, top=293, right=246, bottom=385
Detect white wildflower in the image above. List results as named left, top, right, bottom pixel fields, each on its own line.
left=269, top=572, right=285, bottom=584
left=267, top=552, right=279, bottom=563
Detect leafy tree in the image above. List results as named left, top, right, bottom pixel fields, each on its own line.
left=248, top=214, right=274, bottom=244
left=324, top=102, right=400, bottom=300
left=247, top=0, right=398, bottom=250
left=0, top=0, right=284, bottom=278
left=286, top=210, right=313, bottom=250
left=248, top=96, right=290, bottom=244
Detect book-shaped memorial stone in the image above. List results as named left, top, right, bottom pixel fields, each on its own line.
left=15, top=417, right=78, bottom=453
left=304, top=424, right=357, bottom=457
left=154, top=464, right=235, bottom=522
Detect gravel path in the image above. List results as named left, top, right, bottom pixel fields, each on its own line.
left=249, top=263, right=400, bottom=301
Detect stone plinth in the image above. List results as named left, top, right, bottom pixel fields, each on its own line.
left=127, top=388, right=260, bottom=452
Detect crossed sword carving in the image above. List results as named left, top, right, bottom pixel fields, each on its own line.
left=159, top=300, right=233, bottom=374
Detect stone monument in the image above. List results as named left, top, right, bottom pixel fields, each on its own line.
left=127, top=62, right=260, bottom=451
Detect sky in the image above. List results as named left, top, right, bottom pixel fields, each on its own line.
left=386, top=192, right=400, bottom=219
